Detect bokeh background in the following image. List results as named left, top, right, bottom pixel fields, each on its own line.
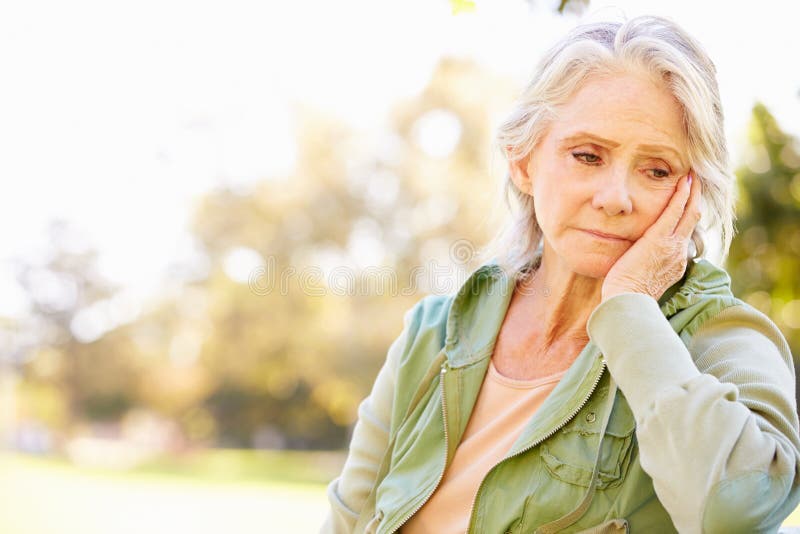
left=1, top=0, right=799, bottom=532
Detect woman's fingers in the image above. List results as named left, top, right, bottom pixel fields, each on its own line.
left=673, top=172, right=702, bottom=239
left=646, top=173, right=693, bottom=238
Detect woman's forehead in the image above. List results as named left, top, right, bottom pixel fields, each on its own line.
left=549, top=76, right=688, bottom=153
left=565, top=76, right=681, bottom=120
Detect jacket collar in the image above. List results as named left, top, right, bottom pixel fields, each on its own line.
left=443, top=252, right=734, bottom=368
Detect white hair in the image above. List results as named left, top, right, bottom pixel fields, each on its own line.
left=479, top=15, right=736, bottom=283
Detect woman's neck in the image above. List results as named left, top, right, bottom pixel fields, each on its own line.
left=515, top=249, right=604, bottom=349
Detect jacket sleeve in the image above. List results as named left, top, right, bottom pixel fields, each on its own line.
left=587, top=293, right=800, bottom=534
left=319, top=306, right=414, bottom=534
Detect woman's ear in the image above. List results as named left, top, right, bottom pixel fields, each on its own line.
left=507, top=147, right=534, bottom=196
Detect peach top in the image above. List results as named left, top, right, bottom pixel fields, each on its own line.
left=402, top=358, right=566, bottom=534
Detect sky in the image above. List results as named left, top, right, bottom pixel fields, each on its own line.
left=1, top=0, right=798, bottom=319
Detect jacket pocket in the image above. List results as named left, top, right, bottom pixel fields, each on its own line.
left=575, top=518, right=629, bottom=533
left=539, top=384, right=636, bottom=489
left=389, top=378, right=440, bottom=468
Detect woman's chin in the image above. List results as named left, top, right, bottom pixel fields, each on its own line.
left=543, top=240, right=627, bottom=279
left=564, top=254, right=619, bottom=279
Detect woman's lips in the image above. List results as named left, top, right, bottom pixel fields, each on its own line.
left=579, top=229, right=631, bottom=242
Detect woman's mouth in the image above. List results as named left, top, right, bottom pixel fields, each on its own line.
left=579, top=229, right=630, bottom=242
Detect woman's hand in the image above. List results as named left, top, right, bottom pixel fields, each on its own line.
left=601, top=172, right=702, bottom=303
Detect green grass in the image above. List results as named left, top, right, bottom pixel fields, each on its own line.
left=0, top=450, right=345, bottom=534
left=2, top=450, right=800, bottom=533
left=115, top=448, right=346, bottom=486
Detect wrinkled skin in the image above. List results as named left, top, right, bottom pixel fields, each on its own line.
left=508, top=68, right=703, bottom=314
left=601, top=171, right=702, bottom=302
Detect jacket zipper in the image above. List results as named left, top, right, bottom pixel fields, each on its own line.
left=463, top=359, right=607, bottom=534
left=386, top=364, right=451, bottom=534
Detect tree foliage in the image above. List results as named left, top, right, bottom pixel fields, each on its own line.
left=726, top=102, right=800, bottom=402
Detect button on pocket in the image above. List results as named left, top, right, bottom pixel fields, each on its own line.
left=575, top=518, right=629, bottom=533
left=539, top=381, right=636, bottom=490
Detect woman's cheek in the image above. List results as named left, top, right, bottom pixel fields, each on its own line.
left=635, top=178, right=675, bottom=203
left=638, top=194, right=672, bottom=230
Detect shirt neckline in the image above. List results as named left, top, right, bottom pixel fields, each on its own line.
left=488, top=358, right=568, bottom=389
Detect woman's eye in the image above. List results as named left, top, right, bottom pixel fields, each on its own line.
left=572, top=151, right=672, bottom=179
left=572, top=152, right=601, bottom=164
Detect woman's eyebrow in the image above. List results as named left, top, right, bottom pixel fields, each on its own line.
left=560, top=132, right=622, bottom=148
left=559, top=131, right=684, bottom=163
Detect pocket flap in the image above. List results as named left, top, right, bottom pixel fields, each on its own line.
left=575, top=518, right=629, bottom=533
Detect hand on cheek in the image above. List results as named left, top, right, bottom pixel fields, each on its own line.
left=600, top=172, right=702, bottom=303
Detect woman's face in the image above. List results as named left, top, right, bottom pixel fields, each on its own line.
left=511, top=70, right=691, bottom=279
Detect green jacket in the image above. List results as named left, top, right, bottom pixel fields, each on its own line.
left=322, top=257, right=800, bottom=533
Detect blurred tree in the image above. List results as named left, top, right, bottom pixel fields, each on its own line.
left=726, top=102, right=800, bottom=403
left=5, top=57, right=520, bottom=451
left=188, top=58, right=518, bottom=448
left=13, top=220, right=141, bottom=432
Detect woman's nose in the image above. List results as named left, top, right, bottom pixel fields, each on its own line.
left=591, top=171, right=633, bottom=216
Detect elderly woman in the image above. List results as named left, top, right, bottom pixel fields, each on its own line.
left=321, top=15, right=800, bottom=534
